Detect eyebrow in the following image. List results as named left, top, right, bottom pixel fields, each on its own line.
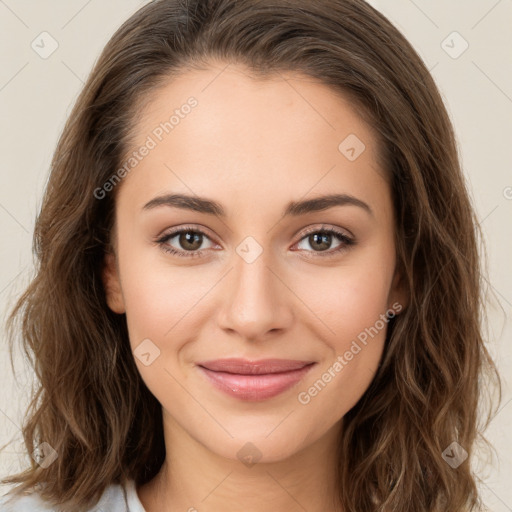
left=142, top=193, right=373, bottom=217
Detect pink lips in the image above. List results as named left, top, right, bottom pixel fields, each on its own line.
left=196, top=358, right=316, bottom=401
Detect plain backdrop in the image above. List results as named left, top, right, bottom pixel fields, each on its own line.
left=0, top=0, right=511, bottom=509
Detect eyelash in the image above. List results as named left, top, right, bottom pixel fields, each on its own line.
left=155, top=224, right=355, bottom=259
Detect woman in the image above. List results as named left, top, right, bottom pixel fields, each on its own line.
left=0, top=0, right=501, bottom=510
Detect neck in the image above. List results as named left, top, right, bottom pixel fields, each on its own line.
left=138, top=412, right=344, bottom=512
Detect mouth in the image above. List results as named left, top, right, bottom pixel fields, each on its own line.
left=196, top=358, right=316, bottom=401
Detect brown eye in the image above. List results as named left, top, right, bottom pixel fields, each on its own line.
left=177, top=231, right=204, bottom=251
left=157, top=227, right=216, bottom=258
left=306, top=232, right=334, bottom=252
left=295, top=227, right=355, bottom=257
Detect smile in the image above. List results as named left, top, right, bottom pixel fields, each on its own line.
left=196, top=359, right=317, bottom=401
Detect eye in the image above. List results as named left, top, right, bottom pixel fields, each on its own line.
left=156, top=224, right=355, bottom=259
left=156, top=226, right=217, bottom=259
left=293, top=225, right=355, bottom=258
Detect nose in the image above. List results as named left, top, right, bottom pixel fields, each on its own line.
left=216, top=247, right=294, bottom=342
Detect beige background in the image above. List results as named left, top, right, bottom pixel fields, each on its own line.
left=0, top=0, right=510, bottom=509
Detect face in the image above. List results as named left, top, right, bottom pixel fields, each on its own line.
left=103, top=62, right=407, bottom=464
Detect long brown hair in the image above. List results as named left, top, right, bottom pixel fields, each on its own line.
left=1, top=0, right=501, bottom=510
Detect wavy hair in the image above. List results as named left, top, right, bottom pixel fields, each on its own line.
left=1, top=0, right=501, bottom=510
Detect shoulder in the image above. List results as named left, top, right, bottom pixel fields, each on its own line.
left=0, top=479, right=145, bottom=511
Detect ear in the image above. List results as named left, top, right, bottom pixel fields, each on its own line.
left=102, top=251, right=126, bottom=314
left=387, top=264, right=409, bottom=315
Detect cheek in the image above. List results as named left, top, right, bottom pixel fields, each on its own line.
left=291, top=256, right=393, bottom=415
left=118, top=242, right=209, bottom=346
left=296, top=256, right=394, bottom=346
left=332, top=270, right=392, bottom=342
left=118, top=259, right=205, bottom=403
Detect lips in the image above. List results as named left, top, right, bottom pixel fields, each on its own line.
left=196, top=358, right=314, bottom=375
left=196, top=358, right=316, bottom=401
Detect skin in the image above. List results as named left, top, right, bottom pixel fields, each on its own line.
left=102, top=61, right=408, bottom=512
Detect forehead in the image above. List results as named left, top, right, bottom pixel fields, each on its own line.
left=116, top=62, right=389, bottom=219
left=130, top=63, right=379, bottom=154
